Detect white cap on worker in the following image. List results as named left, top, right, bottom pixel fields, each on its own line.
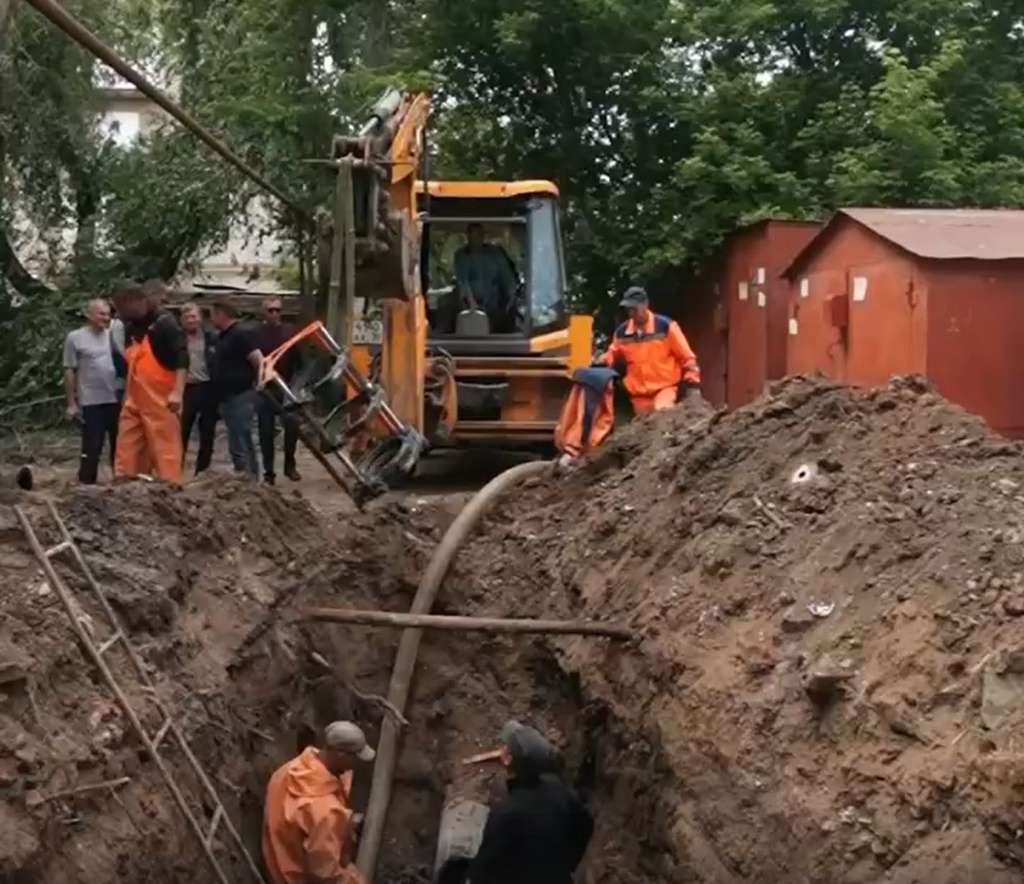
left=324, top=721, right=376, bottom=762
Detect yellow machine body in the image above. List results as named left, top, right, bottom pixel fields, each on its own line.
left=352, top=177, right=593, bottom=450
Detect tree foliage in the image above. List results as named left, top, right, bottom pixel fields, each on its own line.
left=4, top=0, right=1024, bottom=402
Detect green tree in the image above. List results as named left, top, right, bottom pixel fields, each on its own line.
left=7, top=0, right=1024, bottom=404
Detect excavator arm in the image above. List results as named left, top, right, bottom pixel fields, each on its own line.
left=332, top=90, right=431, bottom=434
left=256, top=89, right=432, bottom=508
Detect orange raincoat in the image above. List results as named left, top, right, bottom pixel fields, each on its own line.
left=555, top=367, right=617, bottom=458
left=263, top=747, right=364, bottom=884
left=601, top=312, right=700, bottom=413
left=114, top=332, right=183, bottom=482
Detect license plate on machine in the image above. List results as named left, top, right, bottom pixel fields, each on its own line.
left=352, top=319, right=383, bottom=345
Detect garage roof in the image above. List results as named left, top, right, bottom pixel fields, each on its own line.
left=784, top=208, right=1024, bottom=277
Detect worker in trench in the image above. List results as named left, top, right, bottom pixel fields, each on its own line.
left=467, top=720, right=593, bottom=884
left=263, top=720, right=376, bottom=884
left=597, top=285, right=701, bottom=413
left=111, top=280, right=188, bottom=482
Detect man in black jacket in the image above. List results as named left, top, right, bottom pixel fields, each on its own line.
left=468, top=720, right=593, bottom=884
left=210, top=301, right=263, bottom=478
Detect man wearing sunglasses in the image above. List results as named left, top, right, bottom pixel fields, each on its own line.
left=256, top=297, right=300, bottom=484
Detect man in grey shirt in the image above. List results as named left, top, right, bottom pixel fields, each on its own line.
left=64, top=299, right=121, bottom=483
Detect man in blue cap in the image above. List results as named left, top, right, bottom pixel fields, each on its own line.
left=467, top=720, right=593, bottom=884
left=597, top=285, right=701, bottom=414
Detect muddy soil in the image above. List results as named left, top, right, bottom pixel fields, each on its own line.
left=8, top=374, right=1024, bottom=884
left=453, top=374, right=1024, bottom=884
left=0, top=468, right=635, bottom=884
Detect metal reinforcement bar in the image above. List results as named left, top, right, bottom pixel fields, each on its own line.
left=21, top=0, right=309, bottom=221
left=301, top=607, right=637, bottom=641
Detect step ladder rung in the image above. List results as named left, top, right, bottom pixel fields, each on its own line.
left=45, top=539, right=72, bottom=559
left=152, top=717, right=174, bottom=750
left=206, top=805, right=224, bottom=847
left=97, top=630, right=123, bottom=656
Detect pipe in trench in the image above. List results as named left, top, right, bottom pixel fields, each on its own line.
left=355, top=459, right=551, bottom=881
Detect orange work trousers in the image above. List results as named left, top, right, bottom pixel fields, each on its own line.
left=114, top=336, right=182, bottom=483
left=630, top=386, right=678, bottom=414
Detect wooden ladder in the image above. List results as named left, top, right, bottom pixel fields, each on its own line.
left=15, top=499, right=267, bottom=884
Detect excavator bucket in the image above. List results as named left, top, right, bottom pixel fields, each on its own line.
left=554, top=367, right=618, bottom=459
left=258, top=320, right=426, bottom=508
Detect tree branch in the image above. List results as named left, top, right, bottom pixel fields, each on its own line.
left=0, top=226, right=54, bottom=302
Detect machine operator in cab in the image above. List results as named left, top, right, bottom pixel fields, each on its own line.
left=453, top=223, right=518, bottom=333
left=598, top=286, right=701, bottom=413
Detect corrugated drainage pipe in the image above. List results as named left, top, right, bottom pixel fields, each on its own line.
left=355, top=459, right=550, bottom=881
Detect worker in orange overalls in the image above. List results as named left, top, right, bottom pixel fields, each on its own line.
left=112, top=281, right=188, bottom=482
left=598, top=286, right=701, bottom=413
left=263, top=721, right=375, bottom=884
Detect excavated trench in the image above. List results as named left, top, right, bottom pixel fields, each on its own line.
left=217, top=626, right=672, bottom=884
left=0, top=475, right=672, bottom=884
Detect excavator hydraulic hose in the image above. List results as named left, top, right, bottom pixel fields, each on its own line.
left=355, top=459, right=551, bottom=881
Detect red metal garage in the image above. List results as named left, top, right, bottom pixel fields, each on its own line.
left=783, top=208, right=1024, bottom=438
left=652, top=219, right=822, bottom=409
left=719, top=220, right=822, bottom=408
left=657, top=273, right=729, bottom=408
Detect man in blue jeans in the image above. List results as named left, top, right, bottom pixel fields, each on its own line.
left=210, top=301, right=262, bottom=477
left=255, top=296, right=300, bottom=485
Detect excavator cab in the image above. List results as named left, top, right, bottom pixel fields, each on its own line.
left=420, top=183, right=567, bottom=344
left=409, top=181, right=592, bottom=447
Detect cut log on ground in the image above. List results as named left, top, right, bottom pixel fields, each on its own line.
left=299, top=607, right=637, bottom=641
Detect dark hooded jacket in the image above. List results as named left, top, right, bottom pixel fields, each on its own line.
left=467, top=769, right=593, bottom=884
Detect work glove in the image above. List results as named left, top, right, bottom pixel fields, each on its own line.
left=679, top=381, right=702, bottom=402
left=596, top=354, right=627, bottom=377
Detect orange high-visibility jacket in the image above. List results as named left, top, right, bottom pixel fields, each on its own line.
left=262, top=747, right=363, bottom=884
left=601, top=313, right=700, bottom=398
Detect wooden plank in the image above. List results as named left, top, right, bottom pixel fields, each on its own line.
left=300, top=607, right=636, bottom=641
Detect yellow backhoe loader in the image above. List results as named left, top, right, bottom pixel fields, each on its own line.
left=258, top=89, right=592, bottom=505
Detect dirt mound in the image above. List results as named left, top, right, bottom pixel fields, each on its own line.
left=454, top=375, right=1024, bottom=884
left=11, top=375, right=1024, bottom=884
